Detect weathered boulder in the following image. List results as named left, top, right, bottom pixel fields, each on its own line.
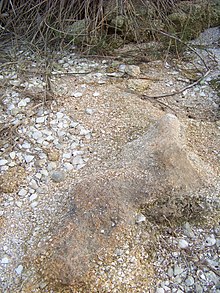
left=40, top=114, right=215, bottom=287
left=168, top=1, right=220, bottom=40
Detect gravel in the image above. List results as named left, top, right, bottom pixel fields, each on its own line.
left=178, top=239, right=189, bottom=249
left=0, top=27, right=219, bottom=292
left=50, top=170, right=66, bottom=183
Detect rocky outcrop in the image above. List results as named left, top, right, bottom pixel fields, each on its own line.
left=40, top=114, right=216, bottom=287
left=103, top=0, right=220, bottom=44
left=168, top=1, right=220, bottom=40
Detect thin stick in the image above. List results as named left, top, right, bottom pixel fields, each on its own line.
left=142, top=69, right=210, bottom=100
left=143, top=96, right=177, bottom=112
left=0, top=61, right=18, bottom=68
left=51, top=71, right=93, bottom=75
left=155, top=30, right=209, bottom=70
left=139, top=29, right=211, bottom=100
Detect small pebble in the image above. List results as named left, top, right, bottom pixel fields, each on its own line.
left=47, top=150, right=60, bottom=161
left=35, top=173, right=42, bottom=179
left=85, top=108, right=94, bottom=115
left=18, top=189, right=27, bottom=197
left=22, top=142, right=31, bottom=149
left=56, top=112, right=64, bottom=119
left=45, top=135, right=54, bottom=142
left=73, top=92, right=83, bottom=98
left=174, top=265, right=184, bottom=276
left=0, top=159, right=8, bottom=166
left=29, top=179, right=38, bottom=190
left=47, top=162, right=57, bottom=171
left=185, top=276, right=194, bottom=286
left=29, top=194, right=38, bottom=202
left=156, top=288, right=164, bottom=293
left=18, top=99, right=27, bottom=107
left=15, top=264, right=23, bottom=275
left=11, top=108, right=20, bottom=116
left=195, top=283, right=203, bottom=293
left=72, top=156, right=84, bottom=165
left=124, top=65, right=141, bottom=77
left=15, top=201, right=22, bottom=208
left=1, top=257, right=9, bottom=264
left=136, top=213, right=146, bottom=223
left=32, top=131, right=42, bottom=140
left=1, top=166, right=8, bottom=171
left=80, top=128, right=90, bottom=136
left=9, top=152, right=16, bottom=160
left=205, top=234, right=216, bottom=246
left=63, top=152, right=72, bottom=159
left=93, top=92, right=100, bottom=97
left=63, top=63, right=69, bottom=68
left=214, top=225, right=220, bottom=236
left=51, top=170, right=66, bottom=183
left=37, top=137, right=44, bottom=144
left=76, top=163, right=85, bottom=170
left=10, top=80, right=21, bottom=86
left=70, top=121, right=79, bottom=128
left=39, top=282, right=48, bottom=289
left=35, top=159, right=45, bottom=168
left=64, top=162, right=74, bottom=171
left=167, top=267, right=173, bottom=277
left=162, top=285, right=170, bottom=291
left=40, top=169, right=49, bottom=177
left=24, top=155, right=35, bottom=163
left=118, top=64, right=126, bottom=72
left=8, top=161, right=16, bottom=167
left=72, top=150, right=84, bottom=156
left=178, top=239, right=189, bottom=249
left=115, top=248, right=124, bottom=256
left=30, top=201, right=38, bottom=208
left=36, top=117, right=46, bottom=123
left=57, top=130, right=65, bottom=137
left=174, top=276, right=182, bottom=284
left=183, top=222, right=195, bottom=238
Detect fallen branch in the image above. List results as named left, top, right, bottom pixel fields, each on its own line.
left=143, top=96, right=177, bottom=112
left=140, top=29, right=211, bottom=100
left=141, top=69, right=210, bottom=100
left=51, top=71, right=93, bottom=75
left=156, top=30, right=209, bottom=70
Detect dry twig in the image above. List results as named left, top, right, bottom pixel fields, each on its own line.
left=141, top=69, right=211, bottom=100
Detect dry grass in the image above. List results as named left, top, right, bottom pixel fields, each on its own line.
left=0, top=0, right=178, bottom=52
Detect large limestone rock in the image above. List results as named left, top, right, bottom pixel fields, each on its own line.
left=40, top=114, right=216, bottom=287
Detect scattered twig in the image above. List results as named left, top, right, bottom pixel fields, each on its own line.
left=145, top=96, right=177, bottom=112
left=195, top=259, right=220, bottom=278
left=128, top=76, right=162, bottom=81
left=0, top=61, right=18, bottom=68
left=51, top=71, right=93, bottom=75
left=141, top=69, right=210, bottom=100
left=154, top=30, right=209, bottom=70
left=138, top=29, right=211, bottom=100
left=118, top=86, right=176, bottom=112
